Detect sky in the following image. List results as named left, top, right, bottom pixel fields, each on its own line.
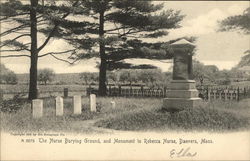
left=1, top=1, right=249, bottom=73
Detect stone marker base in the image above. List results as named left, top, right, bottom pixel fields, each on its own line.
left=162, top=80, right=201, bottom=112
left=163, top=98, right=201, bottom=112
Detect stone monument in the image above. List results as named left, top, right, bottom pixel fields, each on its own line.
left=162, top=39, right=201, bottom=112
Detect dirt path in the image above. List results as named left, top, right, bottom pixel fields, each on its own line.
left=69, top=118, right=116, bottom=134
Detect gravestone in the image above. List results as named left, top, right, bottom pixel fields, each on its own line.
left=64, top=88, right=68, bottom=97
left=32, top=99, right=43, bottom=118
left=56, top=96, right=63, bottom=116
left=73, top=95, right=82, bottom=114
left=111, top=101, right=116, bottom=109
left=163, top=39, right=201, bottom=112
left=90, top=94, right=96, bottom=112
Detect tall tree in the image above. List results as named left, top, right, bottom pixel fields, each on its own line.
left=0, top=0, right=86, bottom=99
left=219, top=7, right=250, bottom=69
left=219, top=7, right=250, bottom=34
left=236, top=50, right=250, bottom=67
left=57, top=0, right=184, bottom=96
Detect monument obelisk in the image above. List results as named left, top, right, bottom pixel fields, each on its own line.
left=163, top=39, right=201, bottom=112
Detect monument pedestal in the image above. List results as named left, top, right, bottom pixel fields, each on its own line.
left=163, top=80, right=201, bottom=112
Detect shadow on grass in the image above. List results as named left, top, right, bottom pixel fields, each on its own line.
left=1, top=97, right=250, bottom=133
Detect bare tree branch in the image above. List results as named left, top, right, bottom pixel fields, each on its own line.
left=0, top=54, right=30, bottom=58
left=23, top=42, right=31, bottom=46
left=50, top=54, right=78, bottom=64
left=0, top=34, right=30, bottom=48
left=105, top=26, right=130, bottom=33
left=38, top=49, right=76, bottom=57
left=156, top=59, right=170, bottom=63
left=0, top=24, right=29, bottom=37
left=0, top=19, right=15, bottom=23
left=11, top=31, right=30, bottom=34
left=0, top=12, right=30, bottom=21
left=0, top=48, right=30, bottom=52
left=37, top=1, right=79, bottom=53
left=120, top=28, right=136, bottom=37
left=37, top=25, right=59, bottom=52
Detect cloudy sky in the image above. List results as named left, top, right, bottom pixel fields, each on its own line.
left=1, top=1, right=249, bottom=73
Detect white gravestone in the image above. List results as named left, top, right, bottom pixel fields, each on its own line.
left=56, top=96, right=63, bottom=116
left=111, top=101, right=116, bottom=109
left=90, top=94, right=96, bottom=112
left=73, top=95, right=82, bottom=114
left=32, top=99, right=43, bottom=118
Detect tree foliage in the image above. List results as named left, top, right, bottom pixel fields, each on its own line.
left=219, top=7, right=250, bottom=74
left=1, top=0, right=186, bottom=96
left=219, top=7, right=250, bottom=34
left=0, top=0, right=82, bottom=99
left=54, top=0, right=185, bottom=95
left=38, top=68, right=55, bottom=85
left=236, top=50, right=250, bottom=68
left=0, top=63, right=18, bottom=84
left=79, top=72, right=99, bottom=85
left=119, top=70, right=138, bottom=85
left=80, top=69, right=171, bottom=88
left=193, top=60, right=219, bottom=85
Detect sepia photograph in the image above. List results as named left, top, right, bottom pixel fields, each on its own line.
left=0, top=0, right=250, bottom=160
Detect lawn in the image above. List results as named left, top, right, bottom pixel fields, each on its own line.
left=1, top=97, right=250, bottom=133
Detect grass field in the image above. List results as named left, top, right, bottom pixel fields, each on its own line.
left=0, top=84, right=87, bottom=93
left=16, top=73, right=82, bottom=85
left=1, top=97, right=250, bottom=133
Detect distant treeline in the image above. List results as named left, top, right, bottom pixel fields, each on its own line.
left=16, top=69, right=172, bottom=88
left=17, top=73, right=82, bottom=85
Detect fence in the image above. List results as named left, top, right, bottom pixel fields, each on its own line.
left=87, top=85, right=250, bottom=101
left=2, top=85, right=250, bottom=101
left=87, top=85, right=167, bottom=98
left=197, top=86, right=250, bottom=101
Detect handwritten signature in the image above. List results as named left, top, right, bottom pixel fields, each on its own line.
left=170, top=147, right=197, bottom=158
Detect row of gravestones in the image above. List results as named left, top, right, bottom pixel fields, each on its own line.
left=32, top=94, right=102, bottom=118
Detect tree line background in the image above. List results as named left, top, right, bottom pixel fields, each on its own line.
left=1, top=58, right=250, bottom=89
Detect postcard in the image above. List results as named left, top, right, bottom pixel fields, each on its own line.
left=1, top=0, right=249, bottom=160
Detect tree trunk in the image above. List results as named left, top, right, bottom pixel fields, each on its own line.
left=98, top=10, right=107, bottom=96
left=28, top=0, right=38, bottom=100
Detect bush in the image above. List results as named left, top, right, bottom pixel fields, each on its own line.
left=55, top=81, right=66, bottom=85
left=216, top=78, right=231, bottom=85
left=0, top=71, right=18, bottom=84
left=79, top=72, right=99, bottom=85
left=38, top=68, right=55, bottom=85
left=0, top=94, right=27, bottom=113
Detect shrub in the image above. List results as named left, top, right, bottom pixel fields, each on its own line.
left=38, top=68, right=55, bottom=85
left=0, top=94, right=27, bottom=113
left=0, top=71, right=18, bottom=84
